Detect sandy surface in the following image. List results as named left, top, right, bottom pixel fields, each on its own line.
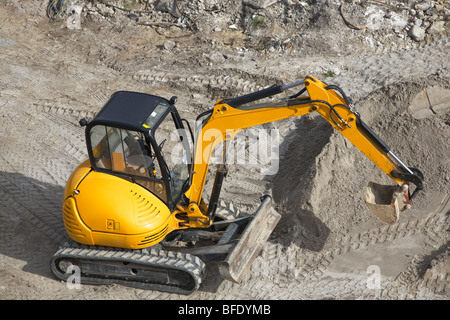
left=0, top=0, right=448, bottom=300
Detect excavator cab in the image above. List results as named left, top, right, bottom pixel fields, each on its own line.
left=84, top=91, right=192, bottom=208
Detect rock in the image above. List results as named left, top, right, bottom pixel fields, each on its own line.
left=408, top=86, right=450, bottom=119
left=427, top=86, right=450, bottom=115
left=204, top=50, right=226, bottom=64
left=99, top=4, right=114, bottom=17
left=408, top=90, right=434, bottom=119
left=415, top=2, right=433, bottom=11
left=426, top=21, right=445, bottom=34
left=127, top=13, right=139, bottom=21
left=154, top=0, right=181, bottom=18
left=408, top=25, right=425, bottom=41
left=163, top=40, right=176, bottom=51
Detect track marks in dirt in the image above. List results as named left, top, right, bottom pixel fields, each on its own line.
left=220, top=195, right=450, bottom=299
left=352, top=39, right=450, bottom=89
left=132, top=68, right=279, bottom=102
left=0, top=105, right=88, bottom=248
left=0, top=170, right=67, bottom=246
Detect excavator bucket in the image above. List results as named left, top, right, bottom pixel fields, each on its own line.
left=364, top=182, right=409, bottom=224
left=218, top=196, right=281, bottom=283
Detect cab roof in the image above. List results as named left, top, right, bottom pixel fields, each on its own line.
left=90, top=91, right=171, bottom=132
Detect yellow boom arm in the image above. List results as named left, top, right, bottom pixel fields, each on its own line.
left=179, top=75, right=423, bottom=226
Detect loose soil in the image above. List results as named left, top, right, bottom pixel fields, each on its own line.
left=0, top=0, right=448, bottom=300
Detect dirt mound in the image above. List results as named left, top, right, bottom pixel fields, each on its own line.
left=271, top=76, right=450, bottom=251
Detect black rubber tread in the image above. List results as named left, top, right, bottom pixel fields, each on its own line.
left=50, top=243, right=206, bottom=295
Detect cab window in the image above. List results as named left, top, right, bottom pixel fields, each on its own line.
left=153, top=113, right=191, bottom=203
left=89, top=125, right=167, bottom=203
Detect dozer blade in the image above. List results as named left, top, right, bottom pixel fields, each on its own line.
left=218, top=195, right=281, bottom=283
left=364, top=181, right=409, bottom=224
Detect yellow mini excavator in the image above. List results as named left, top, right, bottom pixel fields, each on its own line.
left=50, top=75, right=424, bottom=294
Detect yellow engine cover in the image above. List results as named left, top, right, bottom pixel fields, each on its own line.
left=62, top=161, right=177, bottom=249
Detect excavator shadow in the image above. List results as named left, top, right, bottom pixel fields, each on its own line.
left=0, top=171, right=67, bottom=281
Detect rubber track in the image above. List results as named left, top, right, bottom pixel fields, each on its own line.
left=50, top=243, right=206, bottom=295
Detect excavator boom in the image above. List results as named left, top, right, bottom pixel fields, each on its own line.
left=183, top=75, right=424, bottom=226
left=169, top=75, right=424, bottom=282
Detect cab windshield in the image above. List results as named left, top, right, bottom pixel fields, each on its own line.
left=88, top=112, right=191, bottom=204
left=153, top=112, right=192, bottom=203
left=89, top=125, right=169, bottom=203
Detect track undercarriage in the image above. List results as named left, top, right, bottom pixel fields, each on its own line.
left=50, top=196, right=280, bottom=294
